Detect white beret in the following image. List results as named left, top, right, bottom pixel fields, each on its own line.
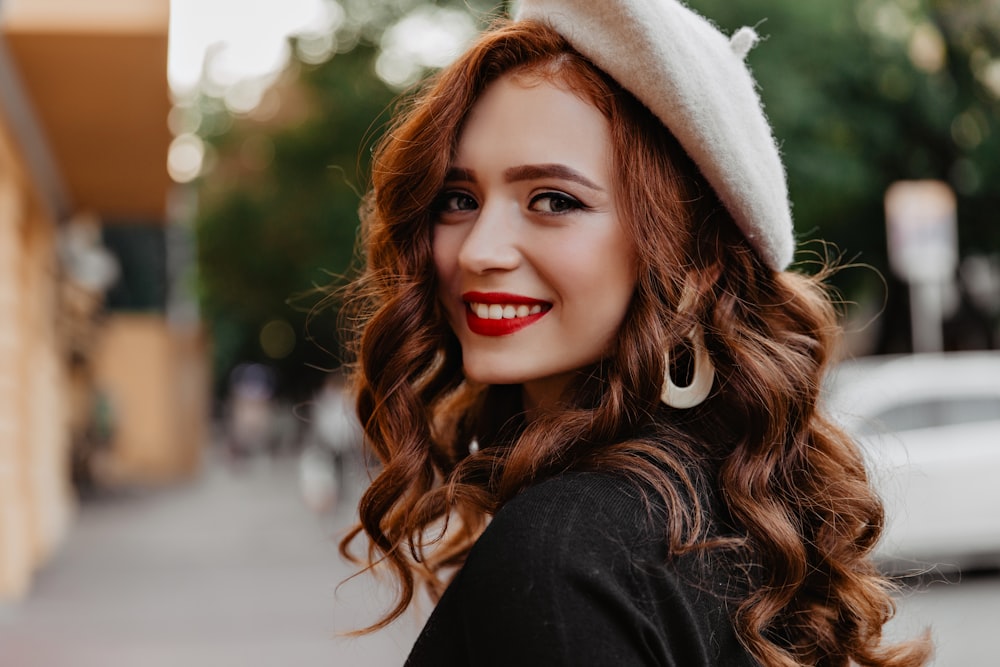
left=513, top=0, right=795, bottom=271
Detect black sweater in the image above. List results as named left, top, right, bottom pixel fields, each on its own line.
left=405, top=471, right=758, bottom=666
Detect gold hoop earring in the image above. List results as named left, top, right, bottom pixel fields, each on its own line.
left=661, top=325, right=715, bottom=409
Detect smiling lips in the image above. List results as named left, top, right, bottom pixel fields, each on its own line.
left=463, top=291, right=550, bottom=336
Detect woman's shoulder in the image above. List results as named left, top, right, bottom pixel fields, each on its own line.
left=506, top=469, right=651, bottom=510
left=408, top=471, right=757, bottom=666
left=476, top=471, right=662, bottom=560
left=461, top=470, right=676, bottom=595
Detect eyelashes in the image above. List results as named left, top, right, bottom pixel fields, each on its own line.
left=433, top=190, right=589, bottom=216
left=528, top=192, right=586, bottom=214
left=434, top=191, right=478, bottom=213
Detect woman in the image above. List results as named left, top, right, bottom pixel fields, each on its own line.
left=340, top=1, right=931, bottom=664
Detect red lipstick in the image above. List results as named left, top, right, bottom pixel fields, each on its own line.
left=462, top=291, right=550, bottom=337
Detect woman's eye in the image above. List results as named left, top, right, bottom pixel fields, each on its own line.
left=436, top=192, right=478, bottom=213
left=530, top=192, right=584, bottom=214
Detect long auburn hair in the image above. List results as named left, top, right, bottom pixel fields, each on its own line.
left=340, top=19, right=931, bottom=667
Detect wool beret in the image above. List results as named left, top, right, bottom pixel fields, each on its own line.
left=513, top=0, right=795, bottom=271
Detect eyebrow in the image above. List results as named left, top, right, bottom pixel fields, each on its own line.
left=444, top=164, right=605, bottom=192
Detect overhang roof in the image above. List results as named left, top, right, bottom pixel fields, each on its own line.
left=0, top=0, right=172, bottom=221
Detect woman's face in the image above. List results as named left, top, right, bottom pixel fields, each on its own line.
left=433, top=72, right=637, bottom=411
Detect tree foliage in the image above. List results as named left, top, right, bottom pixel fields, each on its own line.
left=695, top=0, right=998, bottom=252
left=194, top=0, right=501, bottom=399
left=195, top=42, right=395, bottom=398
left=692, top=0, right=1000, bottom=350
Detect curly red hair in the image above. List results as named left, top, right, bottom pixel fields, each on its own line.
left=340, top=20, right=931, bottom=667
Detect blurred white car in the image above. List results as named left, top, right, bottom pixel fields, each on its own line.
left=825, top=351, right=1000, bottom=573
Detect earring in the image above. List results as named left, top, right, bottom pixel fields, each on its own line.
left=661, top=325, right=715, bottom=409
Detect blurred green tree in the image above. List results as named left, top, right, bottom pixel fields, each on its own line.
left=194, top=0, right=501, bottom=399
left=195, top=41, right=394, bottom=399
left=691, top=0, right=1000, bottom=351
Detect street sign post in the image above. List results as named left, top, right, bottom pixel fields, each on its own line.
left=884, top=180, right=958, bottom=353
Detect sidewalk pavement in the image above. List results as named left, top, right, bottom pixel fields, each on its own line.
left=0, top=448, right=423, bottom=667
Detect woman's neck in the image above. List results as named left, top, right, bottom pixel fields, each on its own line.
left=520, top=372, right=576, bottom=422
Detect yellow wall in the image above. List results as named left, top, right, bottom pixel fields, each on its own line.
left=0, top=133, right=208, bottom=599
left=0, top=118, right=73, bottom=601
left=0, top=0, right=206, bottom=602
left=1, top=0, right=168, bottom=32
left=91, top=315, right=206, bottom=485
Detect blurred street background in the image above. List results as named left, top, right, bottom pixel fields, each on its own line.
left=0, top=0, right=998, bottom=664
left=0, top=445, right=424, bottom=666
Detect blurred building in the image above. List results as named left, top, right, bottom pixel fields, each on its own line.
left=0, top=0, right=208, bottom=601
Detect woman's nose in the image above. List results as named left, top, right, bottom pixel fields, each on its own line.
left=457, top=201, right=521, bottom=274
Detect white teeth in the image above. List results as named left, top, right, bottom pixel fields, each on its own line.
left=469, top=302, right=546, bottom=319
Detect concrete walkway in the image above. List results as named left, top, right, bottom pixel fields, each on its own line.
left=0, top=449, right=422, bottom=667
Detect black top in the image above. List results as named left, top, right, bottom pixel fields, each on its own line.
left=405, top=471, right=758, bottom=666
